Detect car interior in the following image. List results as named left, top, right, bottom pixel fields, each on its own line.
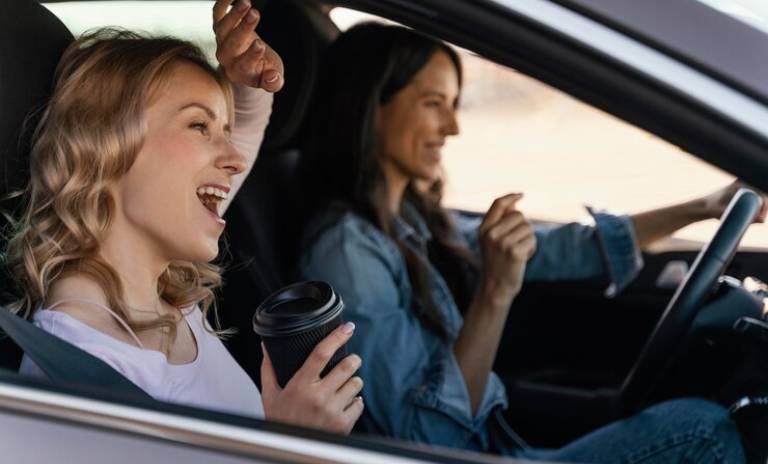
left=2, top=0, right=768, bottom=457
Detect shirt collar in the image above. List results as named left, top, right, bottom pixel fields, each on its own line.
left=393, top=201, right=432, bottom=244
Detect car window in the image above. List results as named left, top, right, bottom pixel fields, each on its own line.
left=330, top=7, right=768, bottom=250
left=695, top=0, right=768, bottom=34
left=43, top=1, right=217, bottom=60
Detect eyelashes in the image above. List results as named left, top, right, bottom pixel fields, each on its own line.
left=190, top=121, right=209, bottom=136
left=189, top=120, right=231, bottom=140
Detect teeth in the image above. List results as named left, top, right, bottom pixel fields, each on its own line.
left=196, top=186, right=228, bottom=200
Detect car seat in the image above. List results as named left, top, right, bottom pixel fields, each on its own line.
left=218, top=0, right=339, bottom=384
left=0, top=0, right=74, bottom=370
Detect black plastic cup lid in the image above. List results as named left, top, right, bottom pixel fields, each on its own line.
left=252, top=281, right=343, bottom=337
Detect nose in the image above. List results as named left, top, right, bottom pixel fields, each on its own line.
left=442, top=108, right=460, bottom=137
left=216, top=141, right=247, bottom=176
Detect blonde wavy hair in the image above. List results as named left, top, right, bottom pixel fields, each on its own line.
left=4, top=29, right=235, bottom=343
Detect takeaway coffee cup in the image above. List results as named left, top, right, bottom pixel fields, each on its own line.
left=253, top=281, right=347, bottom=388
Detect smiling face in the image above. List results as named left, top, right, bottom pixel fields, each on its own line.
left=109, top=60, right=245, bottom=264
left=376, top=50, right=460, bottom=186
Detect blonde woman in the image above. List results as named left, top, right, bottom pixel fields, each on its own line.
left=5, top=0, right=363, bottom=434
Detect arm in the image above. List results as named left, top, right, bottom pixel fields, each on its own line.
left=221, top=84, right=273, bottom=214
left=212, top=0, right=282, bottom=214
left=630, top=198, right=710, bottom=249
left=300, top=219, right=507, bottom=446
left=457, top=208, right=643, bottom=297
left=631, top=181, right=766, bottom=249
left=453, top=194, right=535, bottom=413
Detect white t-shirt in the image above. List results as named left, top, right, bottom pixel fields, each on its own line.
left=19, top=306, right=264, bottom=418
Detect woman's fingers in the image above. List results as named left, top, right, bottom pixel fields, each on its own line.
left=258, top=48, right=284, bottom=92
left=212, top=0, right=235, bottom=23
left=213, top=0, right=250, bottom=42
left=219, top=8, right=261, bottom=61
left=328, top=375, right=364, bottom=412
left=230, top=40, right=266, bottom=85
left=291, top=322, right=355, bottom=385
left=321, top=354, right=362, bottom=392
left=501, top=231, right=537, bottom=260
left=259, top=344, right=281, bottom=402
left=480, top=193, right=523, bottom=235
left=485, top=211, right=527, bottom=242
left=340, top=396, right=364, bottom=434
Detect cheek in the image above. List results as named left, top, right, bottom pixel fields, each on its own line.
left=118, top=136, right=213, bottom=242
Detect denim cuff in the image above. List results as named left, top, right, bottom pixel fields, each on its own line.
left=587, top=207, right=644, bottom=297
left=412, top=352, right=507, bottom=440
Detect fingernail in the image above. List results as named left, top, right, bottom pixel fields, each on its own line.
left=246, top=9, right=258, bottom=23
left=266, top=72, right=280, bottom=84
left=236, top=0, right=249, bottom=11
left=341, top=322, right=355, bottom=334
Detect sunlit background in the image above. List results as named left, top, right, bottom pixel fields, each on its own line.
left=44, top=1, right=768, bottom=250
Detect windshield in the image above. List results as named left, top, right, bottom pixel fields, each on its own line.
left=695, top=0, right=768, bottom=34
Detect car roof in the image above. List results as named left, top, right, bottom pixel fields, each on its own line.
left=557, top=0, right=768, bottom=106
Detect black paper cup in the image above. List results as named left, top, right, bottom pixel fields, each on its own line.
left=253, top=281, right=346, bottom=388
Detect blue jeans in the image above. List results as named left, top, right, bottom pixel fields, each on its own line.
left=516, top=399, right=745, bottom=463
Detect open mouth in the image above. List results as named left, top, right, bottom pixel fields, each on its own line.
left=196, top=185, right=228, bottom=220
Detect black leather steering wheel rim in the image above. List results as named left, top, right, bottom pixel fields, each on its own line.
left=620, top=188, right=763, bottom=412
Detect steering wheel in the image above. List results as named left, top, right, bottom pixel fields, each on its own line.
left=620, top=188, right=763, bottom=412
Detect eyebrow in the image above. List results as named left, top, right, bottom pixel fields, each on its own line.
left=178, top=102, right=231, bottom=133
left=420, top=90, right=460, bottom=108
left=420, top=91, right=447, bottom=99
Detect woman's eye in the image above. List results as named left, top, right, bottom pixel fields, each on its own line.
left=190, top=122, right=209, bottom=135
left=424, top=100, right=442, bottom=108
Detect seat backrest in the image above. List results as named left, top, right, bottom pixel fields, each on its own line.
left=0, top=1, right=74, bottom=370
left=218, top=0, right=338, bottom=383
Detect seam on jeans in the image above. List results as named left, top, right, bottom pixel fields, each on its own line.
left=626, top=428, right=725, bottom=464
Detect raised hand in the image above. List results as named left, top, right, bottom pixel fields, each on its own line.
left=478, top=193, right=537, bottom=306
left=212, top=0, right=284, bottom=92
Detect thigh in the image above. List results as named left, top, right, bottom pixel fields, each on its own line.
left=517, top=398, right=745, bottom=464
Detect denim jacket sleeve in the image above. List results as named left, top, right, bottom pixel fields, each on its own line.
left=300, top=216, right=506, bottom=448
left=455, top=208, right=643, bottom=296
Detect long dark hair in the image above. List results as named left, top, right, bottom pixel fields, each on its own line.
left=301, top=23, right=476, bottom=340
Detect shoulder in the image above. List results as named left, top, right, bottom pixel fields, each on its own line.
left=300, top=207, right=405, bottom=279
left=38, top=302, right=131, bottom=345
left=304, top=207, right=392, bottom=252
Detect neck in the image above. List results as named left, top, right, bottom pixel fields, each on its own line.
left=65, top=216, right=172, bottom=313
left=379, top=160, right=410, bottom=215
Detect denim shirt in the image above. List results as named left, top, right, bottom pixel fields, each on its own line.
left=298, top=203, right=642, bottom=451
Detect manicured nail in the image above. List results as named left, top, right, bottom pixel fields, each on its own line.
left=246, top=10, right=258, bottom=23
left=341, top=322, right=355, bottom=334
left=265, top=72, right=280, bottom=84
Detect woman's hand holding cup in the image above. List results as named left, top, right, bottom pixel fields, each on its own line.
left=260, top=323, right=364, bottom=435
left=477, top=193, right=537, bottom=309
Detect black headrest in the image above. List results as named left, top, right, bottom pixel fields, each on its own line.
left=258, top=0, right=337, bottom=152
left=0, top=1, right=73, bottom=201
left=0, top=0, right=72, bottom=370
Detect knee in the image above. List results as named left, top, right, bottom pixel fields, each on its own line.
left=645, top=398, right=744, bottom=462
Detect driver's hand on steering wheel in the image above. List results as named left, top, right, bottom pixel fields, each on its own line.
left=703, top=180, right=767, bottom=223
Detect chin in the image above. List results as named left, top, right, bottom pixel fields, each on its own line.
left=181, top=239, right=220, bottom=263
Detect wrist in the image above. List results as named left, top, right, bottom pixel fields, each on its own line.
left=476, top=277, right=519, bottom=312
left=694, top=196, right=720, bottom=221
